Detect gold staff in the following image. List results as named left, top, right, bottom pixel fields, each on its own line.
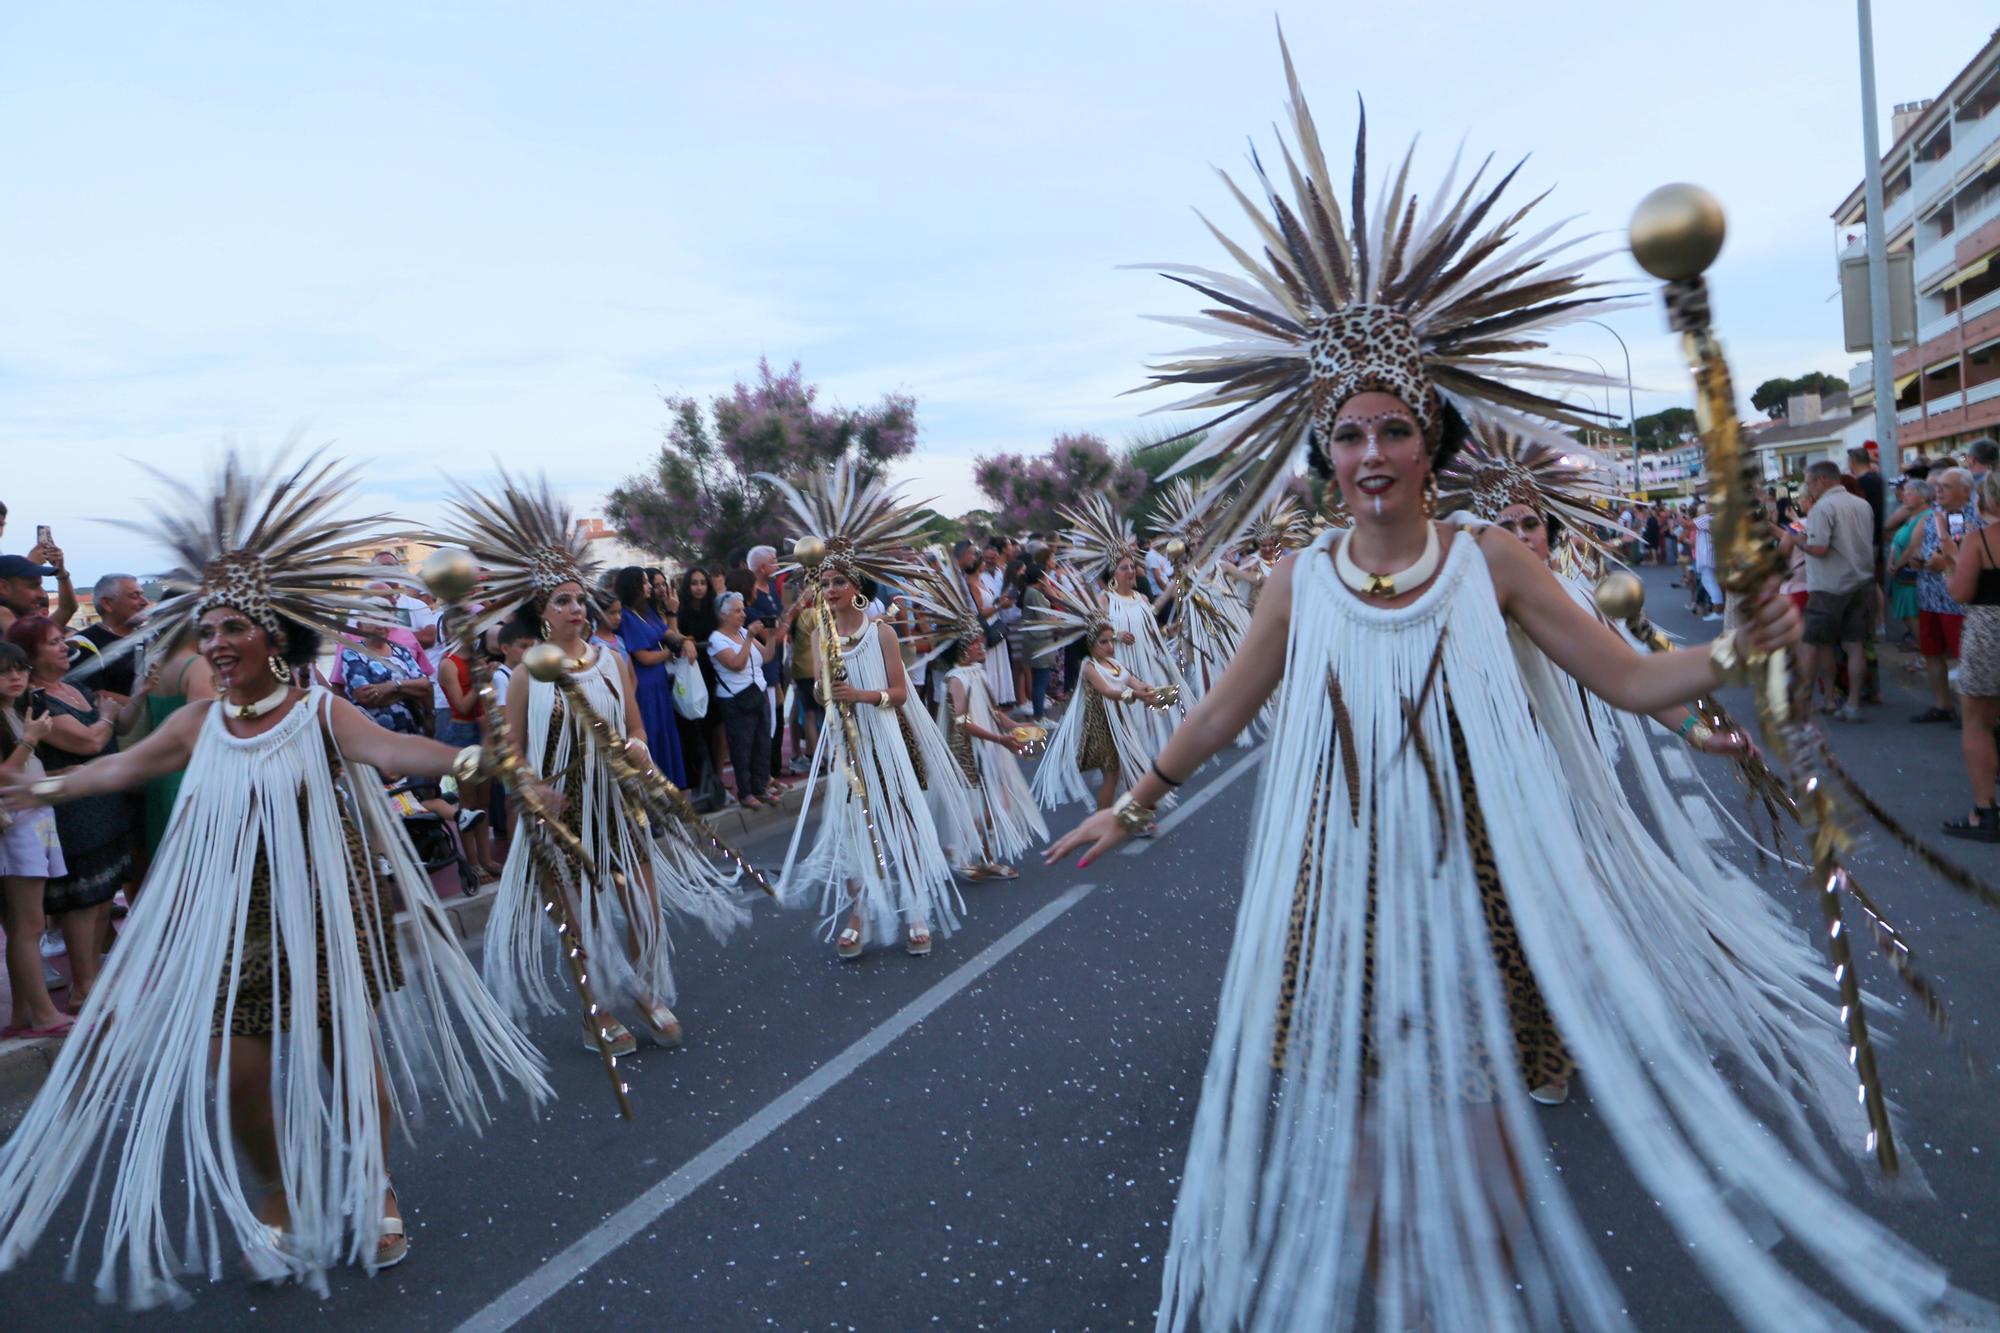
left=421, top=549, right=633, bottom=1120
left=1626, top=184, right=2000, bottom=1171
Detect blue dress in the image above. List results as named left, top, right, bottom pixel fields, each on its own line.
left=615, top=609, right=689, bottom=786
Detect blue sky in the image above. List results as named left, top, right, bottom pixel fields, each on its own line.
left=4, top=2, right=1995, bottom=575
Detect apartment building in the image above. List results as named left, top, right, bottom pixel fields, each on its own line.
left=1834, top=28, right=2000, bottom=455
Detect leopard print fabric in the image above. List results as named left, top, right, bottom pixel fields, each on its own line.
left=1076, top=685, right=1116, bottom=774
left=1270, top=699, right=1574, bottom=1100
left=212, top=762, right=404, bottom=1038
left=1307, top=303, right=1443, bottom=451
left=944, top=709, right=980, bottom=787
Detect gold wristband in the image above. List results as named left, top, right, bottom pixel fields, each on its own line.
left=1683, top=723, right=1714, bottom=749
left=874, top=690, right=894, bottom=710
left=1119, top=687, right=1136, bottom=704
left=1110, top=790, right=1154, bottom=834
left=450, top=745, right=484, bottom=784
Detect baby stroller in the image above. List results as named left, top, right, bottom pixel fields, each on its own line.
left=386, top=777, right=485, bottom=898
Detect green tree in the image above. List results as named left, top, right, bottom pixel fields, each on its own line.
left=1633, top=406, right=1698, bottom=450
left=1751, top=371, right=1848, bottom=420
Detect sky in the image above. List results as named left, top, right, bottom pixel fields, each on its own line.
left=3, top=1, right=1997, bottom=576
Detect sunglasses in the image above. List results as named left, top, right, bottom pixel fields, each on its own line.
left=1495, top=514, right=1544, bottom=534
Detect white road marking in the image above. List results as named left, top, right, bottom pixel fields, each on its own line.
left=454, top=880, right=1101, bottom=1333
left=1680, top=792, right=1725, bottom=844
left=1659, top=742, right=1697, bottom=784
left=1118, top=748, right=1266, bottom=856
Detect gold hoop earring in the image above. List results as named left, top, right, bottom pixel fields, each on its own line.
left=269, top=655, right=289, bottom=682
left=1423, top=473, right=1439, bottom=520
left=852, top=593, right=867, bottom=611
left=541, top=618, right=553, bottom=640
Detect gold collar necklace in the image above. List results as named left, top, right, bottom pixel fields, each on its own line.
left=1333, top=523, right=1442, bottom=599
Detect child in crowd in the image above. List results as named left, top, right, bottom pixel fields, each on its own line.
left=0, top=640, right=71, bottom=1036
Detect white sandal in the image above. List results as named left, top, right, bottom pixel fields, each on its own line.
left=905, top=923, right=933, bottom=957
left=634, top=998, right=684, bottom=1049
left=583, top=1018, right=639, bottom=1057
left=375, top=1188, right=409, bottom=1269
left=836, top=924, right=864, bottom=961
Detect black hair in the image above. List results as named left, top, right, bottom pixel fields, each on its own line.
left=275, top=618, right=322, bottom=668
left=612, top=565, right=653, bottom=617
left=0, top=640, right=26, bottom=743
left=501, top=602, right=544, bottom=647
left=1018, top=562, right=1046, bottom=589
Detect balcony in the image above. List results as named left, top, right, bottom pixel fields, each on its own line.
left=1968, top=378, right=2000, bottom=407
left=1920, top=310, right=1960, bottom=343
left=1920, top=251, right=1958, bottom=292
left=1931, top=389, right=1966, bottom=414
left=1965, top=287, right=2000, bottom=323
left=1899, top=404, right=1928, bottom=424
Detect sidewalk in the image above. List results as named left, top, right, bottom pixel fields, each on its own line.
left=0, top=782, right=808, bottom=1130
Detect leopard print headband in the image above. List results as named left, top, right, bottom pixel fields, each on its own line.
left=193, top=551, right=288, bottom=647
left=1307, top=303, right=1444, bottom=452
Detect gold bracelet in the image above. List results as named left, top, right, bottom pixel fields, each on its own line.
left=29, top=775, right=67, bottom=805
left=450, top=745, right=484, bottom=784
left=1119, top=687, right=1136, bottom=704
left=874, top=690, right=894, bottom=710
left=1683, top=722, right=1714, bottom=749
left=1110, top=791, right=1154, bottom=834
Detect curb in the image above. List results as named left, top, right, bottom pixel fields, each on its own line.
left=0, top=782, right=809, bottom=1130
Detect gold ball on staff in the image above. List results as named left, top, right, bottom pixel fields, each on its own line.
left=1164, top=538, right=1187, bottom=561
left=420, top=547, right=479, bottom=602
left=793, top=536, right=828, bottom=566
left=523, top=642, right=570, bottom=683
left=1628, top=183, right=1726, bottom=281
left=1593, top=570, right=1646, bottom=621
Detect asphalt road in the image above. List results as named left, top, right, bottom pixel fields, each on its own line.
left=4, top=563, right=2000, bottom=1330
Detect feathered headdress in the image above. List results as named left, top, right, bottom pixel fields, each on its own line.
left=435, top=469, right=601, bottom=636
left=1439, top=419, right=1629, bottom=562
left=1129, top=24, right=1624, bottom=547
left=1057, top=494, right=1143, bottom=582
left=1245, top=493, right=1314, bottom=550
left=1147, top=476, right=1219, bottom=546
left=905, top=546, right=985, bottom=649
left=760, top=457, right=931, bottom=589
left=104, top=449, right=392, bottom=664
left=1023, top=569, right=1112, bottom=661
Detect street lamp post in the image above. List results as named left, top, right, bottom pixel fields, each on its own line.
left=1579, top=318, right=1640, bottom=497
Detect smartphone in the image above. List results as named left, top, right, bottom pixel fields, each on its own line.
left=1950, top=513, right=1967, bottom=540
left=35, top=525, right=52, bottom=549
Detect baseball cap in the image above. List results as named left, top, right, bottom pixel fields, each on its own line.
left=0, top=554, right=58, bottom=580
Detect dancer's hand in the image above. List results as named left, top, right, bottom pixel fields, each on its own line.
left=1044, top=808, right=1127, bottom=869
left=1739, top=583, right=1801, bottom=656
left=529, top=780, right=567, bottom=816
left=1118, top=630, right=1136, bottom=645
left=1693, top=727, right=1753, bottom=758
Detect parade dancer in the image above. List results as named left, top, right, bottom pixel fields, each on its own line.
left=767, top=461, right=977, bottom=960
left=1050, top=33, right=1992, bottom=1331
left=441, top=474, right=749, bottom=1056
left=1058, top=495, right=1185, bottom=758
left=1146, top=478, right=1253, bottom=713
left=910, top=553, right=1047, bottom=880
left=0, top=454, right=551, bottom=1307
left=1223, top=493, right=1314, bottom=609
left=1030, top=573, right=1171, bottom=828
left=1441, top=426, right=1868, bottom=1124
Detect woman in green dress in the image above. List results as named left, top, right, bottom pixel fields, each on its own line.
left=140, top=631, right=213, bottom=860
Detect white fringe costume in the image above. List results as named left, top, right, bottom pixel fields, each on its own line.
left=937, top=662, right=1048, bottom=865
left=1159, top=530, right=1986, bottom=1333
left=1031, top=656, right=1166, bottom=811
left=0, top=692, right=551, bottom=1308
left=483, top=647, right=748, bottom=1021
left=1104, top=588, right=1185, bottom=755
left=781, top=622, right=975, bottom=944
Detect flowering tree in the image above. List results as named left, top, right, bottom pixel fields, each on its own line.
left=973, top=432, right=1149, bottom=535
left=608, top=359, right=918, bottom=569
